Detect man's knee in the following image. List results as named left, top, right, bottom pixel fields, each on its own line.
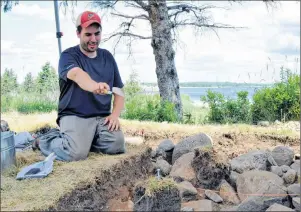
left=93, top=130, right=126, bottom=154
left=107, top=130, right=126, bottom=154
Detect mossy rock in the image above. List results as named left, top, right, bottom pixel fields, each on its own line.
left=192, top=146, right=230, bottom=189
left=133, top=177, right=181, bottom=211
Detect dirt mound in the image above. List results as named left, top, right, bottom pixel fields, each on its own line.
left=1, top=145, right=152, bottom=211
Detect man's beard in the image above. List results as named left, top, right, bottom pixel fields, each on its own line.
left=81, top=42, right=99, bottom=52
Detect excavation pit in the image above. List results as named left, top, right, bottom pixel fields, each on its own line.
left=1, top=144, right=153, bottom=211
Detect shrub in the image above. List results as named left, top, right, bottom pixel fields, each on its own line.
left=201, top=90, right=252, bottom=124
left=252, top=69, right=300, bottom=122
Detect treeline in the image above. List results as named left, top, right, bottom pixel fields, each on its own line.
left=142, top=82, right=273, bottom=88
left=1, top=63, right=299, bottom=125
left=1, top=62, right=59, bottom=113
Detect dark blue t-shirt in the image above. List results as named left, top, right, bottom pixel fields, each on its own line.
left=56, top=45, right=124, bottom=125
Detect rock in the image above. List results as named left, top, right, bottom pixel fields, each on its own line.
left=204, top=190, right=223, bottom=203
left=223, top=206, right=238, bottom=211
left=155, top=159, right=172, bottom=176
left=181, top=206, right=194, bottom=211
left=133, top=178, right=181, bottom=211
left=151, top=149, right=157, bottom=158
left=106, top=199, right=134, bottom=211
left=0, top=120, right=10, bottom=132
left=266, top=203, right=294, bottom=211
left=230, top=150, right=268, bottom=174
left=125, top=136, right=144, bottom=146
left=192, top=147, right=230, bottom=189
left=170, top=152, right=197, bottom=184
left=258, top=121, right=269, bottom=127
left=178, top=181, right=198, bottom=202
left=219, top=180, right=241, bottom=205
left=229, top=171, right=240, bottom=188
left=157, top=139, right=175, bottom=164
left=283, top=169, right=297, bottom=184
left=292, top=197, right=300, bottom=211
left=236, top=170, right=284, bottom=201
left=158, top=139, right=175, bottom=152
left=172, top=133, right=213, bottom=164
left=267, top=153, right=278, bottom=166
left=281, top=165, right=291, bottom=173
left=290, top=160, right=300, bottom=175
left=271, top=146, right=294, bottom=166
left=196, top=188, right=206, bottom=199
left=287, top=184, right=300, bottom=198
left=181, top=200, right=213, bottom=211
left=295, top=154, right=300, bottom=160
left=271, top=166, right=283, bottom=177
left=236, top=182, right=287, bottom=211
left=156, top=149, right=167, bottom=159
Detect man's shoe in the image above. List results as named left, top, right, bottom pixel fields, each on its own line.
left=32, top=138, right=40, bottom=151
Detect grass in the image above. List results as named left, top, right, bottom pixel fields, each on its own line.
left=142, top=176, right=177, bottom=196
left=1, top=112, right=299, bottom=138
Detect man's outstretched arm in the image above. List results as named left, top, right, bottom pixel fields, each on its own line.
left=67, top=67, right=110, bottom=94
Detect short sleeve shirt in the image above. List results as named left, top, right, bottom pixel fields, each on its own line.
left=57, top=45, right=124, bottom=125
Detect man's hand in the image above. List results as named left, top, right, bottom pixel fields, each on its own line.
left=92, top=82, right=110, bottom=94
left=104, top=113, right=120, bottom=131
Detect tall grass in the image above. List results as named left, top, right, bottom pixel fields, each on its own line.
left=1, top=93, right=57, bottom=114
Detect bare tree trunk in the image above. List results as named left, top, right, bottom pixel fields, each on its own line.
left=148, top=0, right=183, bottom=121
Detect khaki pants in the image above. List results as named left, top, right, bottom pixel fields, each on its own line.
left=39, top=116, right=125, bottom=161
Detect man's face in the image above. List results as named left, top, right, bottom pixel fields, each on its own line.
left=77, top=24, right=101, bottom=52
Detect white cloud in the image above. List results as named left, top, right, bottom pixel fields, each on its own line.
left=1, top=1, right=300, bottom=84
left=10, top=3, right=54, bottom=21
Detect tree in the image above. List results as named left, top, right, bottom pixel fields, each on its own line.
left=1, top=68, right=18, bottom=95
left=23, top=72, right=35, bottom=93
left=1, top=0, right=19, bottom=12
left=2, top=0, right=277, bottom=121
left=124, top=69, right=142, bottom=100
left=36, top=62, right=58, bottom=94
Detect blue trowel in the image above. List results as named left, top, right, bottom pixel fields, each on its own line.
left=16, top=152, right=56, bottom=180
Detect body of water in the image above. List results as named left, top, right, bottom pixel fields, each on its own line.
left=143, top=86, right=269, bottom=103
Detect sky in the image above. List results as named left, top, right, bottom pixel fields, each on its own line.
left=1, top=1, right=300, bottom=84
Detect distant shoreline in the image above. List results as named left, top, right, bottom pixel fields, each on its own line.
left=141, top=82, right=273, bottom=88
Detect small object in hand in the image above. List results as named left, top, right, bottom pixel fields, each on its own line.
left=102, top=89, right=112, bottom=95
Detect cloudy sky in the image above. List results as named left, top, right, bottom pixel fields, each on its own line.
left=1, top=1, right=300, bottom=84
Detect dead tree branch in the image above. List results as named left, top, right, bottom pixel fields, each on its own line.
left=103, top=32, right=151, bottom=42
left=111, top=12, right=149, bottom=21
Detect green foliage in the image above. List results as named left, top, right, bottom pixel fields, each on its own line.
left=23, top=72, right=35, bottom=92
left=36, top=62, right=58, bottom=94
left=1, top=68, right=18, bottom=95
left=182, top=94, right=208, bottom=124
left=123, top=70, right=142, bottom=100
left=1, top=94, right=57, bottom=113
left=122, top=94, right=178, bottom=123
left=252, top=68, right=300, bottom=122
left=202, top=90, right=252, bottom=124
left=1, top=62, right=59, bottom=114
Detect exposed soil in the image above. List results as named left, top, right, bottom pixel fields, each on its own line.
left=139, top=132, right=300, bottom=160
left=49, top=148, right=152, bottom=211
left=3, top=124, right=299, bottom=211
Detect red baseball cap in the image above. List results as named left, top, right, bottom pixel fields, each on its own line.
left=76, top=11, right=101, bottom=28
